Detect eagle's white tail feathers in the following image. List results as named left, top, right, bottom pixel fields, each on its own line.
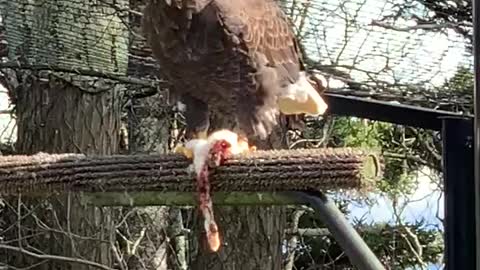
left=278, top=72, right=328, bottom=116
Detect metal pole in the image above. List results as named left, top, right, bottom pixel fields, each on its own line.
left=473, top=1, right=480, bottom=269
left=442, top=117, right=475, bottom=270
left=289, top=191, right=385, bottom=270
left=325, top=93, right=468, bottom=131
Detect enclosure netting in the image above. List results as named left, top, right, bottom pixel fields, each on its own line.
left=0, top=0, right=473, bottom=113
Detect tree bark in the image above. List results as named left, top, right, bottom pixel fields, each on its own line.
left=193, top=206, right=287, bottom=270
left=0, top=0, right=128, bottom=269
left=15, top=73, right=122, bottom=155
left=2, top=72, right=123, bottom=270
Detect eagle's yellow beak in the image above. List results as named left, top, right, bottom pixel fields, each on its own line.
left=278, top=72, right=328, bottom=116
left=278, top=91, right=328, bottom=116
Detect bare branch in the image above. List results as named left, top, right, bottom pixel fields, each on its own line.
left=399, top=227, right=428, bottom=269
left=370, top=20, right=459, bottom=32
left=0, top=62, right=168, bottom=88
left=285, top=209, right=306, bottom=270
left=0, top=244, right=115, bottom=270
left=285, top=228, right=331, bottom=237
left=383, top=152, right=441, bottom=172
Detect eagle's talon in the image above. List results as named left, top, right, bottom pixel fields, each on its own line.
left=186, top=164, right=196, bottom=176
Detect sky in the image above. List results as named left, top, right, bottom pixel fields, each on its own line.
left=347, top=168, right=443, bottom=230
left=283, top=0, right=471, bottom=88
left=0, top=84, right=14, bottom=144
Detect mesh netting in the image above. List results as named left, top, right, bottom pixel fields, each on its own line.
left=0, top=0, right=473, bottom=113
left=280, top=0, right=473, bottom=112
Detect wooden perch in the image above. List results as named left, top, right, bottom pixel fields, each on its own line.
left=0, top=148, right=382, bottom=199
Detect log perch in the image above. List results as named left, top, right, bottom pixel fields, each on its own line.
left=0, top=148, right=382, bottom=198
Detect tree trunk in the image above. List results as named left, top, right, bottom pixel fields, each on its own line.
left=1, top=71, right=124, bottom=270
left=194, top=206, right=287, bottom=270
left=15, top=73, right=122, bottom=155
left=118, top=1, right=186, bottom=267
left=0, top=0, right=128, bottom=269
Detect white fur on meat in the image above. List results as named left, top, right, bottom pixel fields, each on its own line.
left=185, top=129, right=245, bottom=175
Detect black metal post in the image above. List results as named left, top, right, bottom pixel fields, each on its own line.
left=442, top=117, right=475, bottom=270
left=324, top=93, right=467, bottom=131
left=472, top=1, right=480, bottom=269
left=289, top=191, right=385, bottom=270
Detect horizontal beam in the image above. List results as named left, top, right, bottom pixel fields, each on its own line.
left=324, top=93, right=471, bottom=131
left=81, top=191, right=303, bottom=206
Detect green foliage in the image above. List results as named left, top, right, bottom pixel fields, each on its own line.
left=358, top=221, right=444, bottom=269
left=326, top=117, right=422, bottom=196
left=329, top=117, right=384, bottom=148
left=294, top=116, right=443, bottom=269
left=439, top=66, right=474, bottom=95
left=293, top=218, right=443, bottom=270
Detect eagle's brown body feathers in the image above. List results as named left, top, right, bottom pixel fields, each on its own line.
left=143, top=0, right=320, bottom=141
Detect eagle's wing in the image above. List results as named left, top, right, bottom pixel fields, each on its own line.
left=213, top=0, right=326, bottom=139
left=216, top=0, right=301, bottom=81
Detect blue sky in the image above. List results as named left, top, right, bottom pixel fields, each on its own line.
left=346, top=168, right=444, bottom=269
left=285, top=0, right=471, bottom=88
left=347, top=167, right=443, bottom=229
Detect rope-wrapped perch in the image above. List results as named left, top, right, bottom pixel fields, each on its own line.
left=0, top=148, right=382, bottom=196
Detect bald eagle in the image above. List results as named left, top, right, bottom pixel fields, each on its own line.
left=142, top=0, right=328, bottom=142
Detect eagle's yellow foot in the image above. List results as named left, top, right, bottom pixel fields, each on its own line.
left=237, top=142, right=256, bottom=155
left=174, top=131, right=208, bottom=159
left=174, top=145, right=194, bottom=159
left=192, top=131, right=208, bottom=140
